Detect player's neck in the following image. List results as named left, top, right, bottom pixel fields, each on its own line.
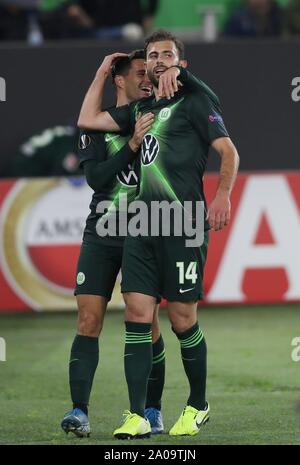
left=116, top=90, right=129, bottom=107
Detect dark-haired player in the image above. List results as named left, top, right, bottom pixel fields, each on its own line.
left=61, top=50, right=165, bottom=438
left=78, top=30, right=239, bottom=439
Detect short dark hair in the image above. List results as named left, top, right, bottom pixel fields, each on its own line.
left=111, top=49, right=145, bottom=81
left=144, top=29, right=185, bottom=60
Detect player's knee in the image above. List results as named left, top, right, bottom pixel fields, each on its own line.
left=169, top=314, right=196, bottom=333
left=77, top=308, right=102, bottom=336
left=124, top=297, right=151, bottom=323
left=168, top=302, right=197, bottom=333
left=125, top=304, right=148, bottom=322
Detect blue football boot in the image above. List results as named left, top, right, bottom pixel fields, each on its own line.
left=61, top=408, right=90, bottom=437
left=144, top=407, right=164, bottom=434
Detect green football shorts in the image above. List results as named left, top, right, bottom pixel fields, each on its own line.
left=121, top=232, right=209, bottom=302
left=74, top=240, right=123, bottom=300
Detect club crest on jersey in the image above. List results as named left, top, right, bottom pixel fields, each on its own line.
left=117, top=163, right=138, bottom=186
left=158, top=107, right=171, bottom=122
left=78, top=134, right=91, bottom=150
left=77, top=272, right=85, bottom=285
left=141, top=134, right=159, bottom=166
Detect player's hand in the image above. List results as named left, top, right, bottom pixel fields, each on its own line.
left=129, top=113, right=155, bottom=152
left=207, top=191, right=231, bottom=231
left=158, top=67, right=182, bottom=99
left=96, top=53, right=128, bottom=79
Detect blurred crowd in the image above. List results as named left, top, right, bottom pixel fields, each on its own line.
left=224, top=0, right=300, bottom=37
left=1, top=0, right=300, bottom=178
left=0, top=0, right=159, bottom=43
left=1, top=0, right=300, bottom=44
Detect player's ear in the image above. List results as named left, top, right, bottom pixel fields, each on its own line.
left=179, top=59, right=188, bottom=69
left=115, top=75, right=125, bottom=89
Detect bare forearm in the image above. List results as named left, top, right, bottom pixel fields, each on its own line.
left=208, top=137, right=239, bottom=231
left=216, top=143, right=239, bottom=197
left=78, top=73, right=106, bottom=129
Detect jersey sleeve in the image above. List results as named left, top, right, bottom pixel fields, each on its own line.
left=78, top=130, right=137, bottom=191
left=177, top=67, right=220, bottom=104
left=83, top=144, right=138, bottom=191
left=106, top=102, right=136, bottom=134
left=187, top=91, right=229, bottom=144
left=77, top=130, right=107, bottom=166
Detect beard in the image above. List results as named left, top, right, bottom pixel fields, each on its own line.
left=147, top=69, right=159, bottom=89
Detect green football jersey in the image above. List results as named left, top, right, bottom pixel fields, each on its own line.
left=108, top=69, right=229, bottom=230
left=78, top=129, right=139, bottom=246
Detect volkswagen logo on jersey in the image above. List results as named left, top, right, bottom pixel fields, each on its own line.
left=78, top=134, right=91, bottom=150
left=141, top=134, right=159, bottom=166
left=117, top=163, right=138, bottom=186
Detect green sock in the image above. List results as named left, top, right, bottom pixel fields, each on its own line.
left=69, top=335, right=99, bottom=412
left=146, top=334, right=165, bottom=410
left=174, top=322, right=207, bottom=410
left=124, top=321, right=152, bottom=417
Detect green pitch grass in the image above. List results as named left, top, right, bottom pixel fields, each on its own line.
left=0, top=305, right=300, bottom=445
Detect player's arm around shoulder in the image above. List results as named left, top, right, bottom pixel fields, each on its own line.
left=158, top=66, right=218, bottom=100
left=78, top=53, right=127, bottom=132
left=207, top=137, right=240, bottom=232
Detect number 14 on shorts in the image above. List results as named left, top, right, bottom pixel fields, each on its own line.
left=176, top=262, right=198, bottom=285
